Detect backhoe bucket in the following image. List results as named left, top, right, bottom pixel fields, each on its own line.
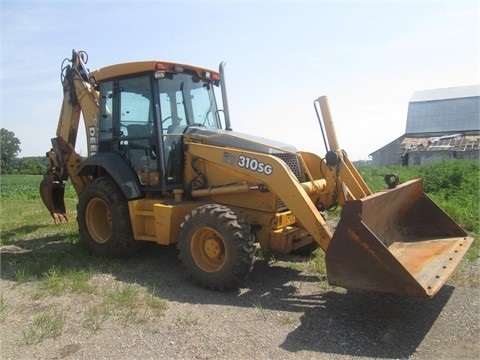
left=40, top=174, right=68, bottom=224
left=326, top=178, right=473, bottom=298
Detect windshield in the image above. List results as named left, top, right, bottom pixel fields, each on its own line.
left=158, top=72, right=220, bottom=133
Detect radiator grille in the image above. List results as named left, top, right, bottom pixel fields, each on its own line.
left=274, top=153, right=305, bottom=182
left=273, top=153, right=305, bottom=211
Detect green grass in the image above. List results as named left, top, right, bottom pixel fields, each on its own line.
left=252, top=299, right=267, bottom=320
left=81, top=284, right=168, bottom=332
left=22, top=309, right=65, bottom=344
left=1, top=174, right=168, bottom=341
left=176, top=311, right=199, bottom=327
left=0, top=294, right=6, bottom=312
left=308, top=249, right=327, bottom=279
left=0, top=160, right=478, bottom=309
left=0, top=174, right=77, bottom=197
left=40, top=266, right=97, bottom=296
left=357, top=160, right=479, bottom=262
left=358, top=160, right=480, bottom=235
left=84, top=303, right=109, bottom=333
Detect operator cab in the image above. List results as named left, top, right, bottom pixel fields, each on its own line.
left=94, top=62, right=222, bottom=192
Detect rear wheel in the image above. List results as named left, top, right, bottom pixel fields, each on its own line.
left=177, top=204, right=255, bottom=290
left=77, top=176, right=139, bottom=257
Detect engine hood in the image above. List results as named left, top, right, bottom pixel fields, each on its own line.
left=185, top=127, right=298, bottom=154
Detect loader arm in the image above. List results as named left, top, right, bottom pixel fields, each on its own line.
left=184, top=96, right=473, bottom=297
left=185, top=140, right=334, bottom=252
left=40, top=50, right=99, bottom=222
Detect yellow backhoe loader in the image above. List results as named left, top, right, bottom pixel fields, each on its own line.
left=40, top=50, right=473, bottom=297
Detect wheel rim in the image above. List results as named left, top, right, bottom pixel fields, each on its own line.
left=85, top=198, right=112, bottom=244
left=191, top=227, right=227, bottom=272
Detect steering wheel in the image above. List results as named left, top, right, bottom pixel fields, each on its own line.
left=162, top=116, right=173, bottom=125
left=162, top=115, right=184, bottom=133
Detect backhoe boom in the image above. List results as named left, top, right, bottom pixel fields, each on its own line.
left=40, top=50, right=98, bottom=222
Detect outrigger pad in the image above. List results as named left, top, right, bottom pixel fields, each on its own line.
left=325, top=179, right=473, bottom=298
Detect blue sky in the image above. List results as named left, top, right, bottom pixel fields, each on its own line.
left=1, top=0, right=478, bottom=160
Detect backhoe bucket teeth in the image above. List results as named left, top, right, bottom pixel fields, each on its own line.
left=40, top=175, right=68, bottom=224
left=325, top=178, right=473, bottom=298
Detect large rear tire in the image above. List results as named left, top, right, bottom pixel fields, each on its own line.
left=77, top=176, right=139, bottom=257
left=177, top=204, right=255, bottom=290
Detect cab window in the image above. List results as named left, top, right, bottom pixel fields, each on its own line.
left=118, top=75, right=159, bottom=185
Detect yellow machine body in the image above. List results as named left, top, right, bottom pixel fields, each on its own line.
left=40, top=50, right=473, bottom=297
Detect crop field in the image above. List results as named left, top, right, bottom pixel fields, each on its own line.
left=1, top=175, right=79, bottom=248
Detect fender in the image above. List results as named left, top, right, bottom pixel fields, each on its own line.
left=78, top=152, right=143, bottom=200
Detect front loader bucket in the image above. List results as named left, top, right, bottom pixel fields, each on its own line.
left=326, top=178, right=473, bottom=298
left=40, top=174, right=68, bottom=224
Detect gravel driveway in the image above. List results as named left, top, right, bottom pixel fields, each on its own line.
left=1, top=243, right=479, bottom=359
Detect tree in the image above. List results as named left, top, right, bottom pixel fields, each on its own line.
left=1, top=128, right=21, bottom=174
left=18, top=157, right=46, bottom=175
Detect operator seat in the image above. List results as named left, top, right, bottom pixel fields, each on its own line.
left=127, top=124, right=157, bottom=173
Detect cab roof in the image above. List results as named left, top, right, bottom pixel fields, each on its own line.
left=88, top=60, right=220, bottom=83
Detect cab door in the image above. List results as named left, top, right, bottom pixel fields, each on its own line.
left=117, top=75, right=160, bottom=186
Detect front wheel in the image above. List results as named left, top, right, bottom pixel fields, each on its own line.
left=77, top=176, right=140, bottom=257
left=177, top=204, right=255, bottom=290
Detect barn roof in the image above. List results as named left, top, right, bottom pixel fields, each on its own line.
left=402, top=134, right=480, bottom=153
left=405, top=85, right=480, bottom=134
left=410, top=85, right=480, bottom=102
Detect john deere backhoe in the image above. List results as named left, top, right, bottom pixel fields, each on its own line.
left=40, top=50, right=473, bottom=297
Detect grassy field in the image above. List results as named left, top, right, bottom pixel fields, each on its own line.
left=0, top=166, right=478, bottom=346
left=1, top=175, right=168, bottom=344
left=1, top=164, right=478, bottom=263
left=0, top=167, right=478, bottom=357
left=1, top=164, right=478, bottom=272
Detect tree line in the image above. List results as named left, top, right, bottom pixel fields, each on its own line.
left=1, top=128, right=47, bottom=175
